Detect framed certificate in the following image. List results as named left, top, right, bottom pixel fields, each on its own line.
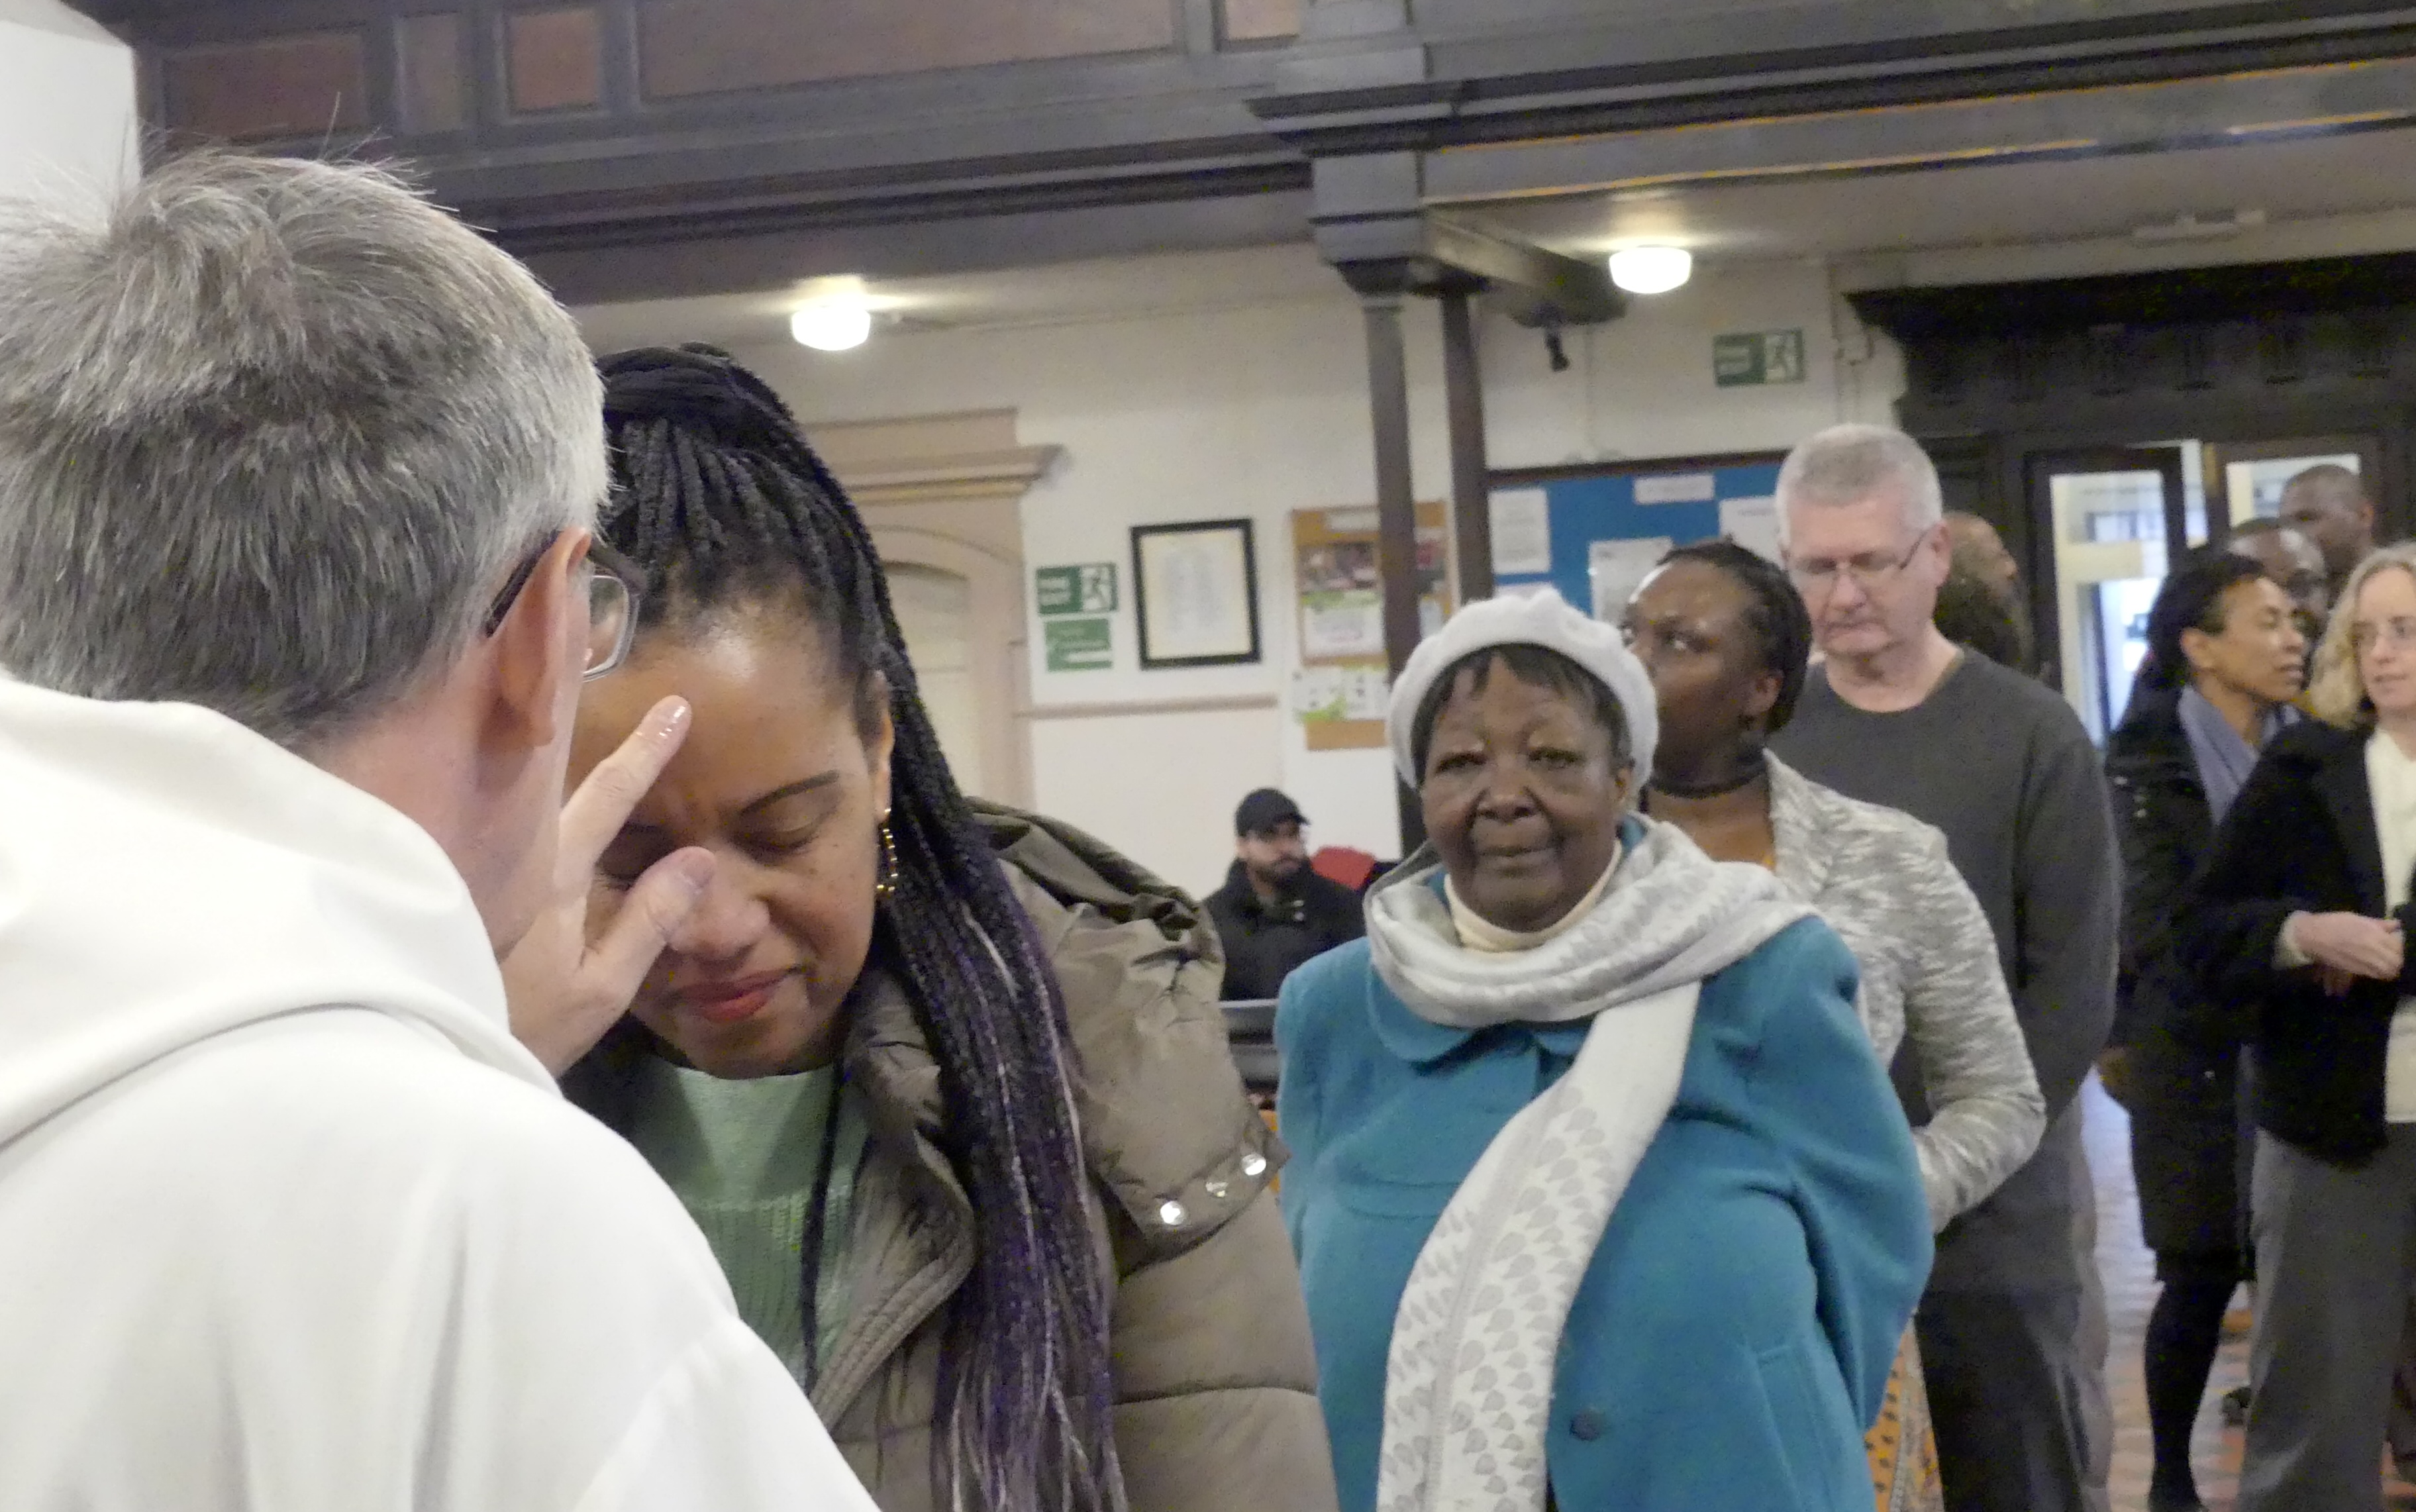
left=1131, top=519, right=1262, bottom=669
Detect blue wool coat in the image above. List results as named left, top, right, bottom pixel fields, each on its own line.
left=1276, top=915, right=1931, bottom=1512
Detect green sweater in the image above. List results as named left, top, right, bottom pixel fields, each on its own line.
left=625, top=1056, right=866, bottom=1384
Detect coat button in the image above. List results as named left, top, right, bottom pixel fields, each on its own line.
left=1242, top=1153, right=1269, bottom=1178
left=1569, top=1409, right=1606, bottom=1441
left=1158, top=1200, right=1187, bottom=1228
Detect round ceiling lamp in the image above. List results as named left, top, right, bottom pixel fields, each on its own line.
left=1607, top=246, right=1693, bottom=295
left=790, top=295, right=874, bottom=352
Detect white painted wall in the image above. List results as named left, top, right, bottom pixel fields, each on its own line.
left=732, top=254, right=1897, bottom=895
left=1484, top=258, right=1901, bottom=469
left=0, top=2, right=136, bottom=206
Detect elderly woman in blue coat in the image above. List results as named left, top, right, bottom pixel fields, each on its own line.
left=1277, top=589, right=1931, bottom=1512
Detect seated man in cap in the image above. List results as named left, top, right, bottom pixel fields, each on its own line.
left=1206, top=789, right=1367, bottom=1001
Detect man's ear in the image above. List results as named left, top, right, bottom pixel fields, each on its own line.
left=488, top=530, right=591, bottom=754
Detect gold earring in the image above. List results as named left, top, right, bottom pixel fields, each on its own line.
left=874, top=812, right=897, bottom=903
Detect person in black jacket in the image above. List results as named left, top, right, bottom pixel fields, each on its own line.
left=2104, top=550, right=2306, bottom=1512
left=2176, top=540, right=2416, bottom=1512
left=1204, top=789, right=1365, bottom=1001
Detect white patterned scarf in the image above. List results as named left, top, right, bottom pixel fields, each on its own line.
left=1364, top=818, right=1813, bottom=1512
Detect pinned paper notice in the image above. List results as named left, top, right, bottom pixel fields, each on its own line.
left=1300, top=590, right=1384, bottom=660
left=1634, top=473, right=1716, bottom=505
left=1488, top=487, right=1552, bottom=576
left=1590, top=537, right=1673, bottom=622
left=1719, top=496, right=1783, bottom=564
left=1292, top=666, right=1346, bottom=721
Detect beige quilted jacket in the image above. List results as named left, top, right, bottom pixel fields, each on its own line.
left=646, top=803, right=1336, bottom=1512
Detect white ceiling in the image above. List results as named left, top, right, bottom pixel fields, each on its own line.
left=572, top=125, right=2416, bottom=345
left=1465, top=125, right=2416, bottom=271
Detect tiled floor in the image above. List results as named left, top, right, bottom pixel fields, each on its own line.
left=2084, top=1076, right=2416, bottom=1511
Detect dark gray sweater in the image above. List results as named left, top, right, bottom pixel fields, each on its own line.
left=1774, top=653, right=2118, bottom=1291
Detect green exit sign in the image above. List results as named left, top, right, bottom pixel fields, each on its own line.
left=1713, top=330, right=1807, bottom=387
left=1044, top=617, right=1113, bottom=672
left=1034, top=563, right=1118, bottom=616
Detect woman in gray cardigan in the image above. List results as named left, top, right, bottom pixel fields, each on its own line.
left=1623, top=539, right=2046, bottom=1512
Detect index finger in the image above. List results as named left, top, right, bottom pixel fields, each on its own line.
left=556, top=697, right=691, bottom=883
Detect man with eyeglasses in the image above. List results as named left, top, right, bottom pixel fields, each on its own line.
left=0, top=155, right=874, bottom=1511
left=1769, top=425, right=2120, bottom=1512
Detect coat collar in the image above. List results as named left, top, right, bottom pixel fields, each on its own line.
left=2105, top=685, right=2202, bottom=790
left=1764, top=753, right=1827, bottom=903
left=811, top=971, right=976, bottom=1421
left=1360, top=873, right=1597, bottom=1068
left=2307, top=728, right=2389, bottom=915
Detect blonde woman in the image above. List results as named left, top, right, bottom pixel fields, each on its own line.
left=2174, top=541, right=2416, bottom=1512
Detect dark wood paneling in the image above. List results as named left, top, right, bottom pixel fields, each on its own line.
left=509, top=7, right=604, bottom=113
left=1864, top=260, right=2416, bottom=585
left=1885, top=311, right=2416, bottom=436
left=395, top=13, right=468, bottom=131
left=513, top=185, right=1312, bottom=305
left=1225, top=0, right=1303, bottom=42
left=162, top=31, right=368, bottom=140
left=636, top=0, right=1178, bottom=96
left=1850, top=253, right=2416, bottom=340
left=1264, top=3, right=2416, bottom=160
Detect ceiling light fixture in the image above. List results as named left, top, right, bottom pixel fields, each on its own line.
left=790, top=295, right=874, bottom=352
left=1608, top=246, right=1693, bottom=295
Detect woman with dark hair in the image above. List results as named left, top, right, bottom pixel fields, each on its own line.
left=2104, top=548, right=2305, bottom=1510
left=2167, top=542, right=2416, bottom=1510
left=556, top=345, right=1334, bottom=1512
left=1623, top=539, right=2044, bottom=1512
left=1277, top=587, right=1931, bottom=1512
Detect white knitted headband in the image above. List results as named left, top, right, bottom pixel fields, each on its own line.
left=1384, top=587, right=1658, bottom=787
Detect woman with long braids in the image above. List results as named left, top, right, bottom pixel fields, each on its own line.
left=556, top=344, right=1336, bottom=1512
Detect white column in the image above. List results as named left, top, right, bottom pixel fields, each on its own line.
left=0, top=1, right=136, bottom=203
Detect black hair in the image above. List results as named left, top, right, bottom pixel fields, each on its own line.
left=1933, top=569, right=2031, bottom=671
left=591, top=345, right=1119, bottom=1512
left=1408, top=642, right=1632, bottom=778
left=1656, top=538, right=1815, bottom=733
left=2139, top=546, right=2272, bottom=695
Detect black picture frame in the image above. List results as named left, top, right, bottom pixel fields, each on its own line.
left=1131, top=518, right=1262, bottom=669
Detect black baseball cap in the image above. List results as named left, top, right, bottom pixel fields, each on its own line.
left=1234, top=788, right=1307, bottom=837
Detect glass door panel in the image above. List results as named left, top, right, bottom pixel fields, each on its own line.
left=2028, top=446, right=2188, bottom=744
left=2205, top=434, right=2381, bottom=534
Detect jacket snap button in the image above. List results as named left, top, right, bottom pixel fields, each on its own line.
left=1569, top=1409, right=1607, bottom=1441
left=1158, top=1200, right=1187, bottom=1227
left=1242, top=1153, right=1268, bottom=1178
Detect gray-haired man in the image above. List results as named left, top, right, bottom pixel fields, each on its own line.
left=1769, top=425, right=2119, bottom=1512
left=0, top=155, right=874, bottom=1512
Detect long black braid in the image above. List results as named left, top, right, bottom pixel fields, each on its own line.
left=594, top=344, right=1121, bottom=1512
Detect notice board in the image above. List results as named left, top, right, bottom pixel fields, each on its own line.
left=1489, top=454, right=1787, bottom=621
left=1290, top=502, right=1453, bottom=751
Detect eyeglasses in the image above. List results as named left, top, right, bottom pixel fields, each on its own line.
left=2352, top=617, right=2416, bottom=656
left=481, top=530, right=642, bottom=680
left=1786, top=530, right=1933, bottom=601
